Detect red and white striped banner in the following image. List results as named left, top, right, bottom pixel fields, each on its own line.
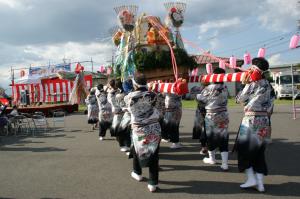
left=12, top=75, right=92, bottom=104
left=189, top=72, right=247, bottom=83
left=149, top=82, right=175, bottom=94
left=148, top=72, right=248, bottom=95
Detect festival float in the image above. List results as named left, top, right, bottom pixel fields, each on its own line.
left=111, top=3, right=197, bottom=95
left=110, top=3, right=263, bottom=96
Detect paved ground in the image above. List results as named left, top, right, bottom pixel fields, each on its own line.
left=0, top=105, right=299, bottom=199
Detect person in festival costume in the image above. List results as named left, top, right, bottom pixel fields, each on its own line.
left=107, top=79, right=123, bottom=137
left=197, top=68, right=229, bottom=171
left=236, top=57, right=274, bottom=192
left=125, top=73, right=161, bottom=192
left=85, top=88, right=99, bottom=130
left=163, top=80, right=183, bottom=149
left=191, top=85, right=208, bottom=155
left=96, top=84, right=113, bottom=141
left=114, top=79, right=129, bottom=152
left=118, top=79, right=134, bottom=154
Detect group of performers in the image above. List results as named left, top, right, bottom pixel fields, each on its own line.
left=84, top=57, right=274, bottom=193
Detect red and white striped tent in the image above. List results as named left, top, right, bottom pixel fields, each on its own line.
left=12, top=75, right=93, bottom=104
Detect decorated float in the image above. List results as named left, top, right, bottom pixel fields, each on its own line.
left=111, top=3, right=196, bottom=90
left=109, top=3, right=253, bottom=95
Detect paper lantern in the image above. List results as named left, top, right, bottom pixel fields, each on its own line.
left=243, top=52, right=251, bottom=65
left=229, top=56, right=237, bottom=68
left=206, top=63, right=213, bottom=74
left=289, top=34, right=300, bottom=49
left=257, top=48, right=266, bottom=58
left=219, top=60, right=226, bottom=70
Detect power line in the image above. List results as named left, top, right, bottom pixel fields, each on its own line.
left=214, top=31, right=295, bottom=54
left=207, top=21, right=258, bottom=41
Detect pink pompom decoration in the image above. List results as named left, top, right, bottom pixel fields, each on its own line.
left=219, top=60, right=226, bottom=70
left=289, top=34, right=300, bottom=49
left=229, top=56, right=237, bottom=68
left=206, top=63, right=213, bottom=74
left=243, top=52, right=251, bottom=65
left=257, top=48, right=266, bottom=58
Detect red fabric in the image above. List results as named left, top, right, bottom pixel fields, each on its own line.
left=0, top=98, right=9, bottom=105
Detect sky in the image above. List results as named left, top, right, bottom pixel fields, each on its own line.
left=0, top=0, right=299, bottom=92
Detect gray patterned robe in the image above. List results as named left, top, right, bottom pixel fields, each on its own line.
left=197, top=84, right=229, bottom=151
left=236, top=79, right=274, bottom=157
left=85, top=95, right=99, bottom=124
left=126, top=88, right=161, bottom=166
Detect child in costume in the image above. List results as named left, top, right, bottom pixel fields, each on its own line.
left=197, top=68, right=229, bottom=171
left=236, top=57, right=274, bottom=192
left=96, top=84, right=113, bottom=140
left=125, top=73, right=161, bottom=192
left=85, top=88, right=99, bottom=130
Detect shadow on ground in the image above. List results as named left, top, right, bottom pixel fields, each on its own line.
left=158, top=180, right=300, bottom=197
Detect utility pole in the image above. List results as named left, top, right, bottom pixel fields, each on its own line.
left=11, top=66, right=14, bottom=105
left=298, top=1, right=300, bottom=30
left=91, top=57, right=94, bottom=72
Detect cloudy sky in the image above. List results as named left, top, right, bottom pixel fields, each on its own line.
left=0, top=0, right=299, bottom=91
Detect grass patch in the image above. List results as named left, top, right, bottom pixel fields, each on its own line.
left=78, top=98, right=299, bottom=112
left=78, top=104, right=87, bottom=112
left=182, top=98, right=299, bottom=109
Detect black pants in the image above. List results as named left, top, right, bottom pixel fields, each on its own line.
left=133, top=147, right=159, bottom=185
left=99, top=121, right=112, bottom=137
left=160, top=118, right=168, bottom=140
left=169, top=124, right=180, bottom=143
left=117, top=127, right=131, bottom=148
left=164, top=122, right=179, bottom=143
left=238, top=144, right=268, bottom=175
left=192, top=125, right=207, bottom=147
left=207, top=133, right=229, bottom=152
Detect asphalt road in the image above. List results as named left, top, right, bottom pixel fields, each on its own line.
left=0, top=105, right=299, bottom=199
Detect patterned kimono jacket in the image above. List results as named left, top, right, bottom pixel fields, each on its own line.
left=108, top=89, right=124, bottom=136
left=85, top=95, right=99, bottom=124
left=164, top=93, right=182, bottom=127
left=197, top=84, right=229, bottom=150
left=236, top=79, right=274, bottom=155
left=126, top=88, right=161, bottom=167
left=95, top=90, right=112, bottom=123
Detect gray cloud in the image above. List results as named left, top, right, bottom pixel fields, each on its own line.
left=0, top=0, right=298, bottom=45
left=0, top=0, right=299, bottom=91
